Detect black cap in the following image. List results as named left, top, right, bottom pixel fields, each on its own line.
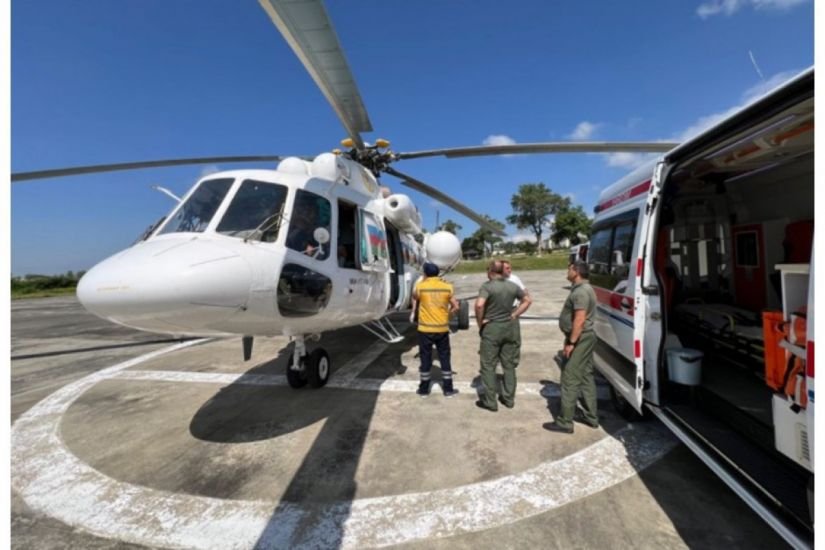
left=423, top=262, right=439, bottom=276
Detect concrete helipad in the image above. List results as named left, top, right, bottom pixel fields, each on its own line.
left=11, top=270, right=787, bottom=549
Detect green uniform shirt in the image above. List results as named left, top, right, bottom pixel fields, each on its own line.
left=479, top=279, right=525, bottom=323
left=560, top=281, right=596, bottom=335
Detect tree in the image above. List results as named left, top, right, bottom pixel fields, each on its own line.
left=438, top=219, right=462, bottom=235
left=467, top=215, right=505, bottom=258
left=552, top=205, right=592, bottom=246
left=502, top=241, right=517, bottom=254
left=507, top=183, right=570, bottom=256
left=515, top=241, right=536, bottom=254
left=461, top=235, right=484, bottom=258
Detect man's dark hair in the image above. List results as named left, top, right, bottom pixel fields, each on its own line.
left=571, top=261, right=590, bottom=278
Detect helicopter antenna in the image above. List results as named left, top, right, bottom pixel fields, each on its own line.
left=151, top=185, right=181, bottom=203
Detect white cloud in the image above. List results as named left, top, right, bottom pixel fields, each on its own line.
left=676, top=69, right=801, bottom=142
left=599, top=69, right=802, bottom=171
left=752, top=0, right=808, bottom=8
left=604, top=152, right=658, bottom=169
left=568, top=121, right=600, bottom=140
left=482, top=134, right=517, bottom=146
left=741, top=69, right=802, bottom=103
left=504, top=230, right=537, bottom=244
left=697, top=0, right=807, bottom=18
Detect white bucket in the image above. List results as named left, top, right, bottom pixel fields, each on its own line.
left=666, top=348, right=703, bottom=386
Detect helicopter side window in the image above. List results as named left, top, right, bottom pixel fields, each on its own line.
left=216, top=179, right=288, bottom=242
left=286, top=190, right=331, bottom=260
left=158, top=178, right=233, bottom=235
left=337, top=201, right=357, bottom=268
left=277, top=264, right=332, bottom=317
left=358, top=210, right=389, bottom=271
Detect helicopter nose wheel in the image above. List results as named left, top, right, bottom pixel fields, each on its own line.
left=286, top=354, right=308, bottom=389
left=286, top=337, right=330, bottom=389
left=307, top=348, right=330, bottom=388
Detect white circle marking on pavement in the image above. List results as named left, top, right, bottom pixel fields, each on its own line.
left=12, top=340, right=676, bottom=549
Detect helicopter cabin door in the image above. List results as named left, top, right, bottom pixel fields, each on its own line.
left=351, top=208, right=391, bottom=314
left=383, top=220, right=404, bottom=308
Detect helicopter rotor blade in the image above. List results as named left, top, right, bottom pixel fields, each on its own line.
left=259, top=0, right=372, bottom=149
left=11, top=155, right=288, bottom=182
left=396, top=141, right=678, bottom=160
left=384, top=166, right=505, bottom=236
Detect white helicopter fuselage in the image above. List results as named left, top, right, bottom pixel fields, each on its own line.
left=76, top=154, right=449, bottom=338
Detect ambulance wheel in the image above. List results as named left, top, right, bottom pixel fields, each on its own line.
left=610, top=385, right=643, bottom=421
left=286, top=355, right=307, bottom=389
left=458, top=300, right=470, bottom=330
left=307, top=348, right=330, bottom=388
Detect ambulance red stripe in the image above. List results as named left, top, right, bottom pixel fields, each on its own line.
left=595, top=179, right=651, bottom=212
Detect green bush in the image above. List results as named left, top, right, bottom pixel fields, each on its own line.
left=11, top=271, right=85, bottom=298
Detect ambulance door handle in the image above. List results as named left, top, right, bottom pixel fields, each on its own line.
left=620, top=298, right=633, bottom=310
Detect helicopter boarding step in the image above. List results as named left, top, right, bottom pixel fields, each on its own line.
left=360, top=317, right=405, bottom=344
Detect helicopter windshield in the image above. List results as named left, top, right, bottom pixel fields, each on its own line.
left=216, top=179, right=289, bottom=242
left=157, top=178, right=233, bottom=235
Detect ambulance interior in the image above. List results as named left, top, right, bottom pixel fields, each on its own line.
left=654, top=96, right=813, bottom=529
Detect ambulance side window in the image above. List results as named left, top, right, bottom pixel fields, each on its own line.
left=611, top=222, right=635, bottom=280
left=589, top=209, right=639, bottom=291
left=589, top=228, right=613, bottom=278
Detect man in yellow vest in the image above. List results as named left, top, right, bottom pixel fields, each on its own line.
left=412, top=262, right=460, bottom=397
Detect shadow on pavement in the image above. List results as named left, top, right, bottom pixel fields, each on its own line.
left=538, top=344, right=788, bottom=548
left=189, top=322, right=419, bottom=549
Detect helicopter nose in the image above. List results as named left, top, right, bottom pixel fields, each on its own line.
left=77, top=240, right=252, bottom=334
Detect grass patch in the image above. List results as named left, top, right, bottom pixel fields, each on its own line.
left=12, top=287, right=78, bottom=300
left=452, top=250, right=570, bottom=274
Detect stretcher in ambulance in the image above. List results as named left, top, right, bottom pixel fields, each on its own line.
left=590, top=68, right=814, bottom=548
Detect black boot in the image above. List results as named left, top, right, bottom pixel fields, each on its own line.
left=442, top=379, right=458, bottom=398
left=416, top=380, right=430, bottom=398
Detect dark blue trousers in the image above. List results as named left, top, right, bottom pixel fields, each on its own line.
left=418, top=331, right=452, bottom=380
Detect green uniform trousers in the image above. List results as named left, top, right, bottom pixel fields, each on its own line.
left=479, top=319, right=521, bottom=409
left=557, top=331, right=598, bottom=429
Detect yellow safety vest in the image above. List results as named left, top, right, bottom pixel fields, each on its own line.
left=415, top=277, right=453, bottom=333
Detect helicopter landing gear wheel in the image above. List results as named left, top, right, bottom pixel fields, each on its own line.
left=458, top=299, right=470, bottom=330
left=307, top=348, right=330, bottom=388
left=286, top=354, right=307, bottom=389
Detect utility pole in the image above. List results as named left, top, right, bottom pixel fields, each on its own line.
left=435, top=209, right=440, bottom=232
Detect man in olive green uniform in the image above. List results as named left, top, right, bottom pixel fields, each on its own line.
left=474, top=260, right=532, bottom=411
left=545, top=261, right=599, bottom=433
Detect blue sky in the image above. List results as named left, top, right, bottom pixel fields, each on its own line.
left=10, top=0, right=814, bottom=275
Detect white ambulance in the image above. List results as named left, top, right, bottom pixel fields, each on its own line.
left=590, top=68, right=813, bottom=548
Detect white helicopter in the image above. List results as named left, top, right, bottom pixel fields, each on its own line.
left=11, top=0, right=676, bottom=390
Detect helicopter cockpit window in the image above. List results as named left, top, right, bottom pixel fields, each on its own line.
left=158, top=178, right=233, bottom=235
left=286, top=190, right=331, bottom=260
left=216, top=179, right=288, bottom=242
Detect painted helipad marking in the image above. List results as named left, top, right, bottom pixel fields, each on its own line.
left=116, top=368, right=610, bottom=399
left=469, top=313, right=560, bottom=326
left=12, top=339, right=676, bottom=549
